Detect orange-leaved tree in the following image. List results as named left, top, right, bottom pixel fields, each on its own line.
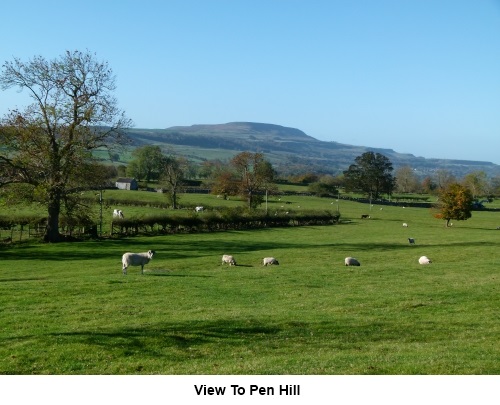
left=435, top=183, right=474, bottom=227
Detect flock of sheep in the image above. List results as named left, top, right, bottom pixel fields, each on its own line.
left=119, top=211, right=433, bottom=275
left=120, top=251, right=280, bottom=274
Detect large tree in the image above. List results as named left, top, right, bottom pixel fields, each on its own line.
left=0, top=50, right=131, bottom=242
left=343, top=152, right=396, bottom=198
left=435, top=183, right=473, bottom=227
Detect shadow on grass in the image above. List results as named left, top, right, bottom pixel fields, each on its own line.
left=1, top=230, right=498, bottom=262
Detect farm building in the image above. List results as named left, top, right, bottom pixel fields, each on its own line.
left=115, top=178, right=138, bottom=190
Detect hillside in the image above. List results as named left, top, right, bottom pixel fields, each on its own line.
left=124, top=122, right=500, bottom=177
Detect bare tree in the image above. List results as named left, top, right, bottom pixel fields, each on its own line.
left=160, top=155, right=187, bottom=209
left=0, top=50, right=132, bottom=242
left=395, top=165, right=420, bottom=193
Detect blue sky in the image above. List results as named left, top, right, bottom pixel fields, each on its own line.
left=1, top=0, right=499, bottom=164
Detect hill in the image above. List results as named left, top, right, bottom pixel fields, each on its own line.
left=125, top=122, right=500, bottom=177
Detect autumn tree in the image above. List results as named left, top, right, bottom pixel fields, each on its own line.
left=343, top=152, right=396, bottom=198
left=0, top=50, right=131, bottom=242
left=214, top=152, right=275, bottom=209
left=435, top=183, right=474, bottom=227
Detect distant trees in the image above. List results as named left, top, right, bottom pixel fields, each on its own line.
left=395, top=165, right=420, bottom=193
left=462, top=171, right=489, bottom=199
left=343, top=152, right=396, bottom=198
left=127, top=145, right=164, bottom=182
left=0, top=50, right=131, bottom=242
left=209, top=152, right=276, bottom=208
left=308, top=175, right=338, bottom=197
left=435, top=183, right=474, bottom=227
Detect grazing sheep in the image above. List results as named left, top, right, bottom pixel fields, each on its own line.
left=361, top=214, right=370, bottom=219
left=403, top=223, right=408, bottom=227
left=408, top=238, right=415, bottom=245
left=122, top=250, right=155, bottom=275
left=344, top=257, right=360, bottom=266
left=419, top=256, right=432, bottom=265
left=113, top=209, right=124, bottom=219
left=263, top=257, right=279, bottom=266
left=195, top=206, right=204, bottom=212
left=221, top=254, right=237, bottom=266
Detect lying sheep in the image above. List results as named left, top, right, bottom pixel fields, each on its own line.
left=221, top=254, right=237, bottom=266
left=263, top=257, right=279, bottom=266
left=122, top=250, right=155, bottom=275
left=345, top=257, right=360, bottom=266
left=418, top=256, right=432, bottom=265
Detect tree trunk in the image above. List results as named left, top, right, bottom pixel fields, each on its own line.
left=44, top=188, right=62, bottom=242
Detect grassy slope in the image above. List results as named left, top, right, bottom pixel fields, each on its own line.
left=0, top=196, right=499, bottom=374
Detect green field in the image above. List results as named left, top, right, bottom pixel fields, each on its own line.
left=0, top=194, right=499, bottom=374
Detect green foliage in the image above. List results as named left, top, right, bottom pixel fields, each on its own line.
left=343, top=152, right=396, bottom=198
left=127, top=145, right=164, bottom=182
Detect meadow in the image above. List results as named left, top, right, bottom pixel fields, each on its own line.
left=0, top=191, right=499, bottom=374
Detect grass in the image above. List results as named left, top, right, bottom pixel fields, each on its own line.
left=0, top=195, right=499, bottom=374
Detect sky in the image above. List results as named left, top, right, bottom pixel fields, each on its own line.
left=1, top=0, right=499, bottom=164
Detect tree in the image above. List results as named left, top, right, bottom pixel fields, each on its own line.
left=160, top=155, right=187, bottom=209
left=395, top=165, right=420, bottom=193
left=343, top=152, right=396, bottom=198
left=435, top=183, right=474, bottom=227
left=308, top=175, right=338, bottom=197
left=462, top=171, right=489, bottom=199
left=127, top=145, right=164, bottom=182
left=0, top=50, right=131, bottom=242
left=434, top=169, right=456, bottom=192
left=230, top=152, right=275, bottom=209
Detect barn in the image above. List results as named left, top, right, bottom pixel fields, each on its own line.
left=115, top=178, right=138, bottom=190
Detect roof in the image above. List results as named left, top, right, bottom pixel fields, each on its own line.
left=115, top=178, right=137, bottom=183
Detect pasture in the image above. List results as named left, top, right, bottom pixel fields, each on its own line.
left=0, top=195, right=499, bottom=374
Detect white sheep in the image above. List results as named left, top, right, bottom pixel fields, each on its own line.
left=221, top=254, right=237, bottom=266
left=195, top=206, right=204, bottom=212
left=344, top=257, right=360, bottom=266
left=403, top=223, right=408, bottom=227
left=122, top=250, right=155, bottom=275
left=113, top=209, right=124, bottom=219
left=418, top=256, right=432, bottom=265
left=263, top=257, right=279, bottom=266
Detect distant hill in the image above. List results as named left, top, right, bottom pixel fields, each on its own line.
left=125, top=122, right=500, bottom=177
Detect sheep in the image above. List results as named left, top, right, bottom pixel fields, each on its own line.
left=221, top=254, right=237, bottom=266
left=122, top=250, right=155, bottom=275
left=344, top=257, right=360, bottom=266
left=408, top=238, right=416, bottom=245
left=113, top=209, right=124, bottom=219
left=361, top=214, right=370, bottom=219
left=419, top=256, right=432, bottom=265
left=403, top=223, right=408, bottom=227
left=263, top=257, right=279, bottom=266
left=195, top=206, right=204, bottom=212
